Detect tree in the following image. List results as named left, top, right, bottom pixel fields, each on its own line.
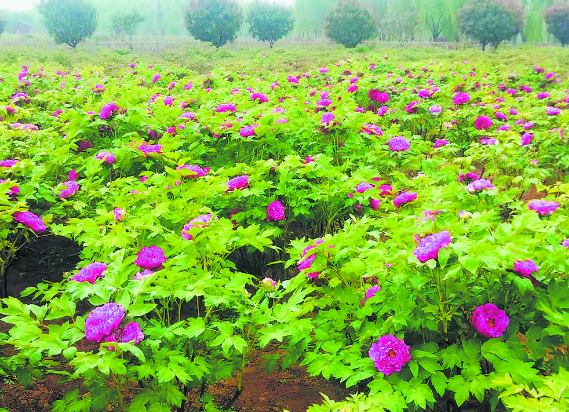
left=386, top=10, right=420, bottom=43
left=185, top=0, right=243, bottom=49
left=423, top=0, right=451, bottom=41
left=0, top=18, right=5, bottom=37
left=544, top=1, right=569, bottom=46
left=325, top=0, right=376, bottom=48
left=247, top=1, right=294, bottom=48
left=112, top=10, right=144, bottom=48
left=458, top=0, right=524, bottom=50
left=37, top=0, right=97, bottom=48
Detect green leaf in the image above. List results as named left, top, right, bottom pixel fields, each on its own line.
left=264, top=353, right=280, bottom=375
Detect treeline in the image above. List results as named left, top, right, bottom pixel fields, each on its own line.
left=1, top=0, right=569, bottom=47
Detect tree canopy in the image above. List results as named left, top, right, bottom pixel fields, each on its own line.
left=544, top=1, right=569, bottom=46
left=185, top=0, right=243, bottom=49
left=38, top=0, right=98, bottom=48
left=247, top=1, right=295, bottom=48
left=325, top=0, right=376, bottom=48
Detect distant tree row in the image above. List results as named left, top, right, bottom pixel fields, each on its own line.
left=9, top=0, right=569, bottom=50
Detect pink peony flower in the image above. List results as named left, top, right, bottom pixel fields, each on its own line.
left=135, top=246, right=167, bottom=269
left=393, top=191, right=417, bottom=207
left=406, top=101, right=420, bottom=113
left=523, top=122, right=535, bottom=130
left=458, top=172, right=479, bottom=183
left=360, top=124, right=382, bottom=135
left=119, top=322, right=144, bottom=345
left=370, top=198, right=380, bottom=211
left=520, top=132, right=533, bottom=146
left=413, top=231, right=451, bottom=262
left=369, top=89, right=389, bottom=103
left=113, top=208, right=126, bottom=221
left=528, top=200, right=560, bottom=215
left=239, top=124, right=258, bottom=137
left=434, top=139, right=449, bottom=148
left=182, top=213, right=217, bottom=240
left=85, top=303, right=125, bottom=342
left=176, top=164, right=209, bottom=178
left=561, top=239, right=569, bottom=248
left=133, top=269, right=154, bottom=280
left=163, top=96, right=174, bottom=106
left=70, top=262, right=107, bottom=284
left=453, top=92, right=470, bottom=105
left=480, top=137, right=497, bottom=145
left=369, top=335, right=411, bottom=375
left=100, top=102, right=119, bottom=120
left=474, top=116, right=493, bottom=130
left=362, top=285, right=381, bottom=306
left=251, top=92, right=268, bottom=103
left=356, top=183, right=374, bottom=193
left=0, top=159, right=19, bottom=167
left=471, top=303, right=509, bottom=338
left=536, top=92, right=550, bottom=100
left=226, top=175, right=249, bottom=193
left=514, top=259, right=539, bottom=286
left=321, top=112, right=335, bottom=125
left=429, top=105, right=442, bottom=115
left=138, top=144, right=163, bottom=156
left=152, top=74, right=161, bottom=83
left=261, top=277, right=277, bottom=291
left=13, top=211, right=47, bottom=232
left=547, top=107, right=561, bottom=115
left=216, top=103, right=236, bottom=113
left=60, top=180, right=79, bottom=199
left=266, top=200, right=285, bottom=222
left=388, top=136, right=410, bottom=151
left=95, top=151, right=115, bottom=164
left=466, top=179, right=494, bottom=193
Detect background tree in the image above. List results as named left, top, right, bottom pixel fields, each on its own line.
left=458, top=0, right=524, bottom=50
left=293, top=0, right=330, bottom=39
left=386, top=10, right=420, bottom=43
left=423, top=0, right=451, bottom=41
left=325, top=0, right=376, bottom=48
left=112, top=10, right=144, bottom=48
left=185, top=0, right=243, bottom=49
left=0, top=17, right=5, bottom=37
left=38, top=0, right=97, bottom=48
left=247, top=1, right=294, bottom=48
left=544, top=1, right=569, bottom=46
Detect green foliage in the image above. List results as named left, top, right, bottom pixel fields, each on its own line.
left=325, top=0, right=376, bottom=48
left=246, top=1, right=295, bottom=48
left=37, top=0, right=98, bottom=48
left=545, top=1, right=569, bottom=46
left=458, top=0, right=524, bottom=50
left=0, top=18, right=5, bottom=37
left=112, top=10, right=144, bottom=45
left=185, top=0, right=244, bottom=49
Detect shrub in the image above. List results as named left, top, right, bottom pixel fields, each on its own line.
left=458, top=0, right=524, bottom=50
left=112, top=10, right=144, bottom=47
left=185, top=0, right=244, bottom=49
left=325, top=0, right=376, bottom=48
left=247, top=1, right=294, bottom=48
left=37, top=0, right=98, bottom=48
left=544, top=1, right=569, bottom=46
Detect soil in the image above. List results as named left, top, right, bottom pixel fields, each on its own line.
left=0, top=235, right=352, bottom=412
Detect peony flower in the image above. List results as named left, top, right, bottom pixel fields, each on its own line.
left=77, top=140, right=93, bottom=152
left=497, top=124, right=510, bottom=131
left=176, top=164, right=209, bottom=178
left=133, top=269, right=153, bottom=280
left=514, top=259, right=539, bottom=286
left=226, top=175, right=249, bottom=193
left=433, top=139, right=449, bottom=148
left=393, top=191, right=417, bottom=207
left=389, top=136, right=410, bottom=151
left=70, top=262, right=107, bottom=284
left=152, top=74, right=161, bottom=83
left=215, top=103, right=236, bottom=113
left=138, top=144, right=162, bottom=156
left=369, top=335, right=411, bottom=375
left=251, top=92, right=268, bottom=103
left=261, top=277, right=277, bottom=291
left=547, top=107, right=561, bottom=115
left=182, top=213, right=217, bottom=240
left=95, top=151, right=115, bottom=164
left=135, top=246, right=167, bottom=269
left=369, top=89, right=389, bottom=103
left=536, top=92, right=550, bottom=100
left=239, top=124, right=258, bottom=137
left=528, top=200, right=560, bottom=215
left=362, top=285, right=381, bottom=306
left=561, top=239, right=569, bottom=249
left=321, top=112, right=335, bottom=125
left=13, top=211, right=47, bottom=232
left=466, top=179, right=494, bottom=193
left=370, top=198, right=380, bottom=211
left=100, top=102, right=119, bottom=120
left=266, top=200, right=285, bottom=222
left=0, top=180, right=19, bottom=198
left=523, top=121, right=535, bottom=130
left=356, top=183, right=374, bottom=193
left=520, top=132, right=533, bottom=146
left=60, top=180, right=79, bottom=199
left=458, top=172, right=479, bottom=184
left=413, top=231, right=451, bottom=262
left=453, top=92, right=470, bottom=105
left=471, top=303, right=509, bottom=338
left=0, top=159, right=19, bottom=167
left=429, top=105, right=442, bottom=115
left=113, top=208, right=126, bottom=222
left=480, top=137, right=497, bottom=145
left=360, top=124, right=382, bottom=135
left=474, top=116, right=493, bottom=130
left=119, top=322, right=144, bottom=345
left=85, top=303, right=125, bottom=342
left=406, top=101, right=420, bottom=113
left=495, top=112, right=508, bottom=121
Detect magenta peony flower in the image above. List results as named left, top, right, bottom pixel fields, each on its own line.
left=215, top=103, right=236, bottom=113
left=561, top=239, right=569, bottom=248
left=239, top=124, right=258, bottom=137
left=474, top=116, right=493, bottom=130
left=362, top=285, right=381, bottom=306
left=370, top=198, right=381, bottom=211
left=480, top=137, right=498, bottom=145
left=77, top=140, right=93, bottom=152
left=523, top=121, right=535, bottom=130
left=513, top=259, right=539, bottom=286
left=251, top=92, right=268, bottom=103
left=434, top=139, right=449, bottom=148
left=429, top=105, right=442, bottom=115
left=369, top=89, right=389, bottom=103
left=466, top=179, right=494, bottom=193
left=69, top=169, right=79, bottom=181
left=389, top=136, right=410, bottom=151
left=520, top=132, right=533, bottom=146
left=360, top=124, right=382, bottom=135
left=0, top=180, right=19, bottom=197
left=100, top=102, right=119, bottom=120
left=176, top=164, right=209, bottom=178
left=536, top=92, right=550, bottom=100
left=347, top=84, right=358, bottom=93
left=417, top=89, right=431, bottom=99
left=95, top=151, right=115, bottom=164
left=60, top=180, right=79, bottom=199
left=547, top=107, right=561, bottom=115
left=266, top=200, right=285, bottom=222
left=85, top=303, right=125, bottom=342
left=113, top=208, right=126, bottom=221
left=321, top=112, right=335, bottom=125
left=70, top=262, right=107, bottom=284
left=406, top=101, right=420, bottom=113
left=14, top=211, right=46, bottom=232
left=453, top=92, right=470, bottom=105
left=458, top=172, right=479, bottom=183
left=152, top=74, right=161, bottom=83
left=369, top=335, right=411, bottom=375
left=182, top=213, right=217, bottom=240
left=528, top=200, right=560, bottom=215
left=497, top=124, right=510, bottom=131
left=119, top=322, right=144, bottom=345
left=356, top=183, right=374, bottom=193
left=471, top=303, right=509, bottom=338
left=495, top=112, right=508, bottom=121
left=135, top=246, right=167, bottom=269
left=226, top=175, right=249, bottom=193
left=413, top=231, right=451, bottom=262
left=133, top=269, right=153, bottom=280
left=0, top=159, right=19, bottom=167
left=138, top=144, right=162, bottom=156
left=393, top=191, right=417, bottom=207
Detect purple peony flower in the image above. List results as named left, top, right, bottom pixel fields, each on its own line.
left=0, top=159, right=19, bottom=168
left=418, top=89, right=431, bottom=99
left=453, top=92, right=470, bottom=105
left=370, top=198, right=380, bottom=211
left=96, top=151, right=115, bottom=164
left=356, top=183, right=374, bottom=193
left=513, top=259, right=539, bottom=286
left=466, top=179, right=494, bottom=194
left=176, top=164, right=209, bottom=178
left=135, top=246, right=167, bottom=269
left=369, top=335, right=411, bottom=375
left=413, top=231, right=451, bottom=262
left=100, top=102, right=119, bottom=120
left=561, top=239, right=569, bottom=249
left=471, top=303, right=509, bottom=338
left=13, top=211, right=46, bottom=232
left=215, top=103, right=236, bottom=113
left=152, top=74, right=161, bottom=83
left=85, top=303, right=125, bottom=342
left=360, top=124, right=382, bottom=135
left=523, top=121, right=535, bottom=130
left=520, top=132, right=533, bottom=146
left=434, top=139, right=449, bottom=148
left=113, top=208, right=125, bottom=221
left=547, top=107, right=561, bottom=115
left=389, top=136, right=410, bottom=151
left=70, top=262, right=107, bottom=284
left=362, top=285, right=381, bottom=306
left=347, top=84, right=358, bottom=93
left=458, top=172, right=479, bottom=184
left=474, top=116, right=493, bottom=130
left=393, top=191, right=417, bottom=207
left=266, top=200, right=285, bottom=222
left=226, top=175, right=249, bottom=193
left=480, top=137, right=498, bottom=145
left=497, top=124, right=510, bottom=131
left=495, top=112, right=508, bottom=121
left=120, top=322, right=144, bottom=344
left=406, top=101, right=420, bottom=113
left=321, top=112, right=335, bottom=125
left=133, top=269, right=154, bottom=280
left=60, top=180, right=79, bottom=199
left=369, top=90, right=389, bottom=103
left=429, top=105, right=442, bottom=115
left=138, top=144, right=162, bottom=156
left=251, top=92, right=269, bottom=103
left=182, top=213, right=217, bottom=240
left=528, top=200, right=560, bottom=215
left=536, top=92, right=550, bottom=100
left=239, top=124, right=258, bottom=137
